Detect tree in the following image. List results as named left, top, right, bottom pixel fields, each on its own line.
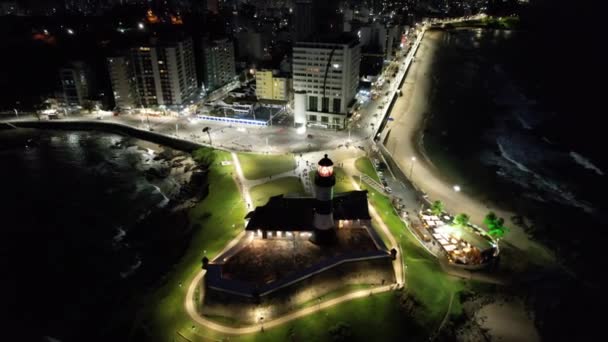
left=82, top=100, right=95, bottom=113
left=192, top=147, right=216, bottom=166
left=484, top=211, right=498, bottom=228
left=453, top=213, right=470, bottom=228
left=431, top=200, right=444, bottom=216
left=484, top=211, right=509, bottom=240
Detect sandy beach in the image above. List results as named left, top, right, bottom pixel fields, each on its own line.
left=383, top=30, right=553, bottom=264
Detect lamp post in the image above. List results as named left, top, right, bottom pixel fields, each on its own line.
left=202, top=127, right=211, bottom=145
left=409, top=156, right=416, bottom=179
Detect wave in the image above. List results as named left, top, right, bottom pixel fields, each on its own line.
left=570, top=151, right=604, bottom=176
left=516, top=113, right=532, bottom=130
left=494, top=141, right=596, bottom=213
left=120, top=255, right=142, bottom=279
left=113, top=226, right=126, bottom=242
left=497, top=141, right=532, bottom=173
left=150, top=184, right=170, bottom=208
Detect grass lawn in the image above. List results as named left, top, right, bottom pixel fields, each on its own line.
left=309, top=167, right=356, bottom=194
left=135, top=149, right=247, bottom=342
left=238, top=153, right=296, bottom=180
left=249, top=177, right=305, bottom=207
left=355, top=157, right=381, bottom=183
left=180, top=291, right=427, bottom=342
left=361, top=183, right=467, bottom=325
left=134, top=149, right=472, bottom=342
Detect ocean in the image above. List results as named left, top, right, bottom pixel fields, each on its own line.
left=0, top=129, right=191, bottom=340
left=421, top=27, right=606, bottom=279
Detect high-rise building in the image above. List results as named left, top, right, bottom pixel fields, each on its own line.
left=294, top=0, right=314, bottom=41
left=293, top=36, right=361, bottom=129
left=108, top=35, right=198, bottom=108
left=255, top=70, right=289, bottom=102
left=107, top=56, right=138, bottom=109
left=59, top=61, right=92, bottom=106
left=202, top=38, right=236, bottom=92
left=294, top=0, right=342, bottom=40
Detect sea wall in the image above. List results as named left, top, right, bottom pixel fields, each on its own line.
left=10, top=120, right=223, bottom=153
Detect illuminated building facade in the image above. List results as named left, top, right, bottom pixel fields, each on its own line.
left=293, top=37, right=361, bottom=129
left=255, top=70, right=289, bottom=102
left=108, top=35, right=198, bottom=108
left=202, top=38, right=236, bottom=91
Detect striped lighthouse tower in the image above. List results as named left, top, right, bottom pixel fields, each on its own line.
left=313, top=154, right=336, bottom=243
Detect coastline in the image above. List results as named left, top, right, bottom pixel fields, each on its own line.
left=383, top=29, right=554, bottom=265
left=0, top=128, right=207, bottom=340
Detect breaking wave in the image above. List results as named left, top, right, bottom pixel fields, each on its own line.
left=570, top=151, right=604, bottom=176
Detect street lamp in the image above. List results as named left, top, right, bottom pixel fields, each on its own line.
left=453, top=185, right=461, bottom=192
left=202, top=127, right=212, bottom=145
left=409, top=156, right=416, bottom=179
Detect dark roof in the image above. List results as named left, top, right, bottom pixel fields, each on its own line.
left=245, top=191, right=371, bottom=231
left=318, top=154, right=333, bottom=167
left=295, top=33, right=359, bottom=48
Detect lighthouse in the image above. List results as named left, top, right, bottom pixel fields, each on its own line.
left=313, top=154, right=336, bottom=243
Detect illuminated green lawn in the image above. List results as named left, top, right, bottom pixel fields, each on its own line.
left=137, top=149, right=247, bottom=342
left=238, top=153, right=296, bottom=180
left=355, top=157, right=381, bottom=183
left=249, top=176, right=305, bottom=207
left=135, top=149, right=469, bottom=342
left=361, top=184, right=466, bottom=324
left=180, top=292, right=427, bottom=342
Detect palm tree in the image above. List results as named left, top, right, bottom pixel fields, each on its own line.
left=484, top=211, right=509, bottom=240
left=453, top=213, right=470, bottom=228
left=431, top=200, right=444, bottom=216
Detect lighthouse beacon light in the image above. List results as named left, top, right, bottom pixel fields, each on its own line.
left=318, top=164, right=333, bottom=177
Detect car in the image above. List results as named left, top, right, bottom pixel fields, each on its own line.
left=385, top=187, right=392, bottom=193
left=377, top=171, right=384, bottom=177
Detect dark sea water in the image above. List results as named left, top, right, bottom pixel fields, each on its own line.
left=0, top=130, right=185, bottom=340
left=422, top=28, right=607, bottom=277
left=420, top=27, right=607, bottom=340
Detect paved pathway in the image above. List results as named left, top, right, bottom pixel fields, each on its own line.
left=185, top=270, right=395, bottom=335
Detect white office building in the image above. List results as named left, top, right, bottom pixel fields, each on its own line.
left=293, top=37, right=361, bottom=129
